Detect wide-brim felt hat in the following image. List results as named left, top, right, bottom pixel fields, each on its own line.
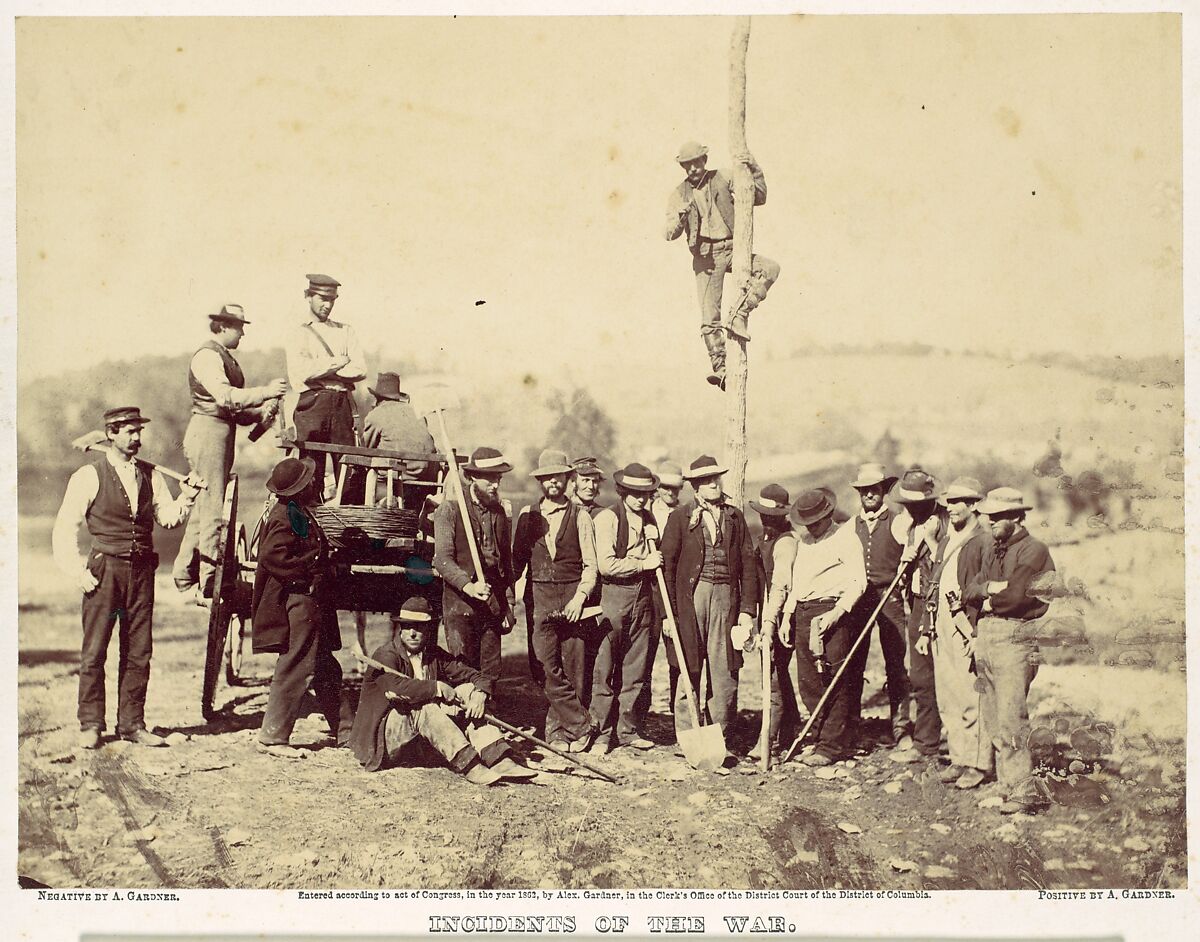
left=850, top=462, right=898, bottom=491
left=463, top=447, right=513, bottom=475
left=656, top=462, right=684, bottom=488
left=530, top=448, right=574, bottom=478
left=209, top=303, right=251, bottom=326
left=391, top=596, right=434, bottom=623
left=613, top=463, right=660, bottom=493
left=369, top=372, right=408, bottom=402
left=939, top=476, right=985, bottom=505
left=750, top=483, right=791, bottom=517
left=895, top=468, right=939, bottom=504
left=683, top=455, right=728, bottom=481
left=103, top=406, right=151, bottom=428
left=789, top=487, right=837, bottom=527
left=676, top=141, right=709, bottom=164
left=976, top=487, right=1033, bottom=516
left=266, top=456, right=316, bottom=497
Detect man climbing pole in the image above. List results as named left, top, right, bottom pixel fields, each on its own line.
left=664, top=140, right=780, bottom=390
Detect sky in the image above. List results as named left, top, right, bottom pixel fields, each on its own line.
left=15, top=13, right=1183, bottom=385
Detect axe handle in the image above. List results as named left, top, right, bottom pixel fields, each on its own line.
left=82, top=442, right=205, bottom=489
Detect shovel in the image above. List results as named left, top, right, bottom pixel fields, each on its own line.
left=648, top=539, right=726, bottom=772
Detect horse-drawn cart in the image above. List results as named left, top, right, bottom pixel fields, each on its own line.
left=200, top=439, right=459, bottom=720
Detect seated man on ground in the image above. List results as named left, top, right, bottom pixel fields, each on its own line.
left=347, top=597, right=536, bottom=786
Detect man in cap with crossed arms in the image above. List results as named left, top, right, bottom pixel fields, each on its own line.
left=664, top=141, right=780, bottom=390
left=845, top=463, right=914, bottom=751
left=348, top=597, right=535, bottom=785
left=961, top=487, right=1056, bottom=814
left=54, top=407, right=203, bottom=749
left=660, top=455, right=759, bottom=757
left=173, top=304, right=288, bottom=604
left=511, top=449, right=601, bottom=753
left=433, top=447, right=516, bottom=693
left=285, top=273, right=369, bottom=494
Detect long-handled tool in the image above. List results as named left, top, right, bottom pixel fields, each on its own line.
left=780, top=547, right=926, bottom=764
left=369, top=659, right=617, bottom=784
left=71, top=430, right=206, bottom=489
left=648, top=538, right=726, bottom=772
left=759, top=627, right=772, bottom=773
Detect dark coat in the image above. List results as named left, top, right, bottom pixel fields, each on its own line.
left=432, top=494, right=514, bottom=620
left=250, top=499, right=340, bottom=655
left=349, top=636, right=494, bottom=772
left=660, top=500, right=759, bottom=679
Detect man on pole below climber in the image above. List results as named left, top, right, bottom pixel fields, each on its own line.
left=664, top=140, right=780, bottom=390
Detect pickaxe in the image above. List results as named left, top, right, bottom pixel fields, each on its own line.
left=71, top=430, right=206, bottom=489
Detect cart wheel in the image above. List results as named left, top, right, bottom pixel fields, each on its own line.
left=202, top=475, right=240, bottom=721
left=224, top=524, right=249, bottom=685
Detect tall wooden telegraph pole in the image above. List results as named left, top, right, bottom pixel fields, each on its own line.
left=725, top=16, right=753, bottom=508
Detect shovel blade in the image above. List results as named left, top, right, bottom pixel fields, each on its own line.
left=677, top=723, right=726, bottom=772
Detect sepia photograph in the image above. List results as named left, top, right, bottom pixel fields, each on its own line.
left=12, top=6, right=1187, bottom=903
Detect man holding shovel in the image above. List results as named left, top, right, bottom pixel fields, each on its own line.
left=348, top=597, right=535, bottom=784
left=173, top=304, right=288, bottom=604
left=53, top=407, right=204, bottom=749
left=660, top=455, right=759, bottom=759
left=432, top=447, right=516, bottom=692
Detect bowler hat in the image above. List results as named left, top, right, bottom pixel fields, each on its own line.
left=463, top=446, right=513, bottom=475
left=940, top=476, right=985, bottom=504
left=789, top=487, right=837, bottom=527
left=391, top=596, right=433, bottom=623
left=676, top=141, right=709, bottom=164
left=894, top=468, right=938, bottom=504
left=613, top=462, right=660, bottom=493
left=266, top=457, right=316, bottom=498
left=305, top=273, right=340, bottom=298
left=682, top=454, right=728, bottom=481
left=656, top=462, right=684, bottom=488
left=850, top=462, right=898, bottom=491
left=368, top=372, right=409, bottom=402
left=209, top=303, right=251, bottom=326
left=571, top=457, right=606, bottom=480
left=103, top=406, right=150, bottom=428
left=530, top=449, right=573, bottom=479
left=750, top=483, right=791, bottom=517
left=975, top=487, right=1033, bottom=516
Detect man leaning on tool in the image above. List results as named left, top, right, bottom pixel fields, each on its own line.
left=777, top=487, right=867, bottom=766
left=172, top=304, right=287, bottom=604
left=432, top=447, right=516, bottom=693
left=348, top=597, right=535, bottom=785
left=511, top=449, right=600, bottom=754
left=664, top=140, right=780, bottom=390
left=285, top=273, right=368, bottom=494
left=962, top=487, right=1056, bottom=815
left=660, top=455, right=759, bottom=757
left=53, top=407, right=203, bottom=750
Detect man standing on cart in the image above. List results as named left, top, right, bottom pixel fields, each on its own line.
left=285, top=274, right=368, bottom=496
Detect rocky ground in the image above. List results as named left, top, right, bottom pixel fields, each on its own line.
left=17, top=522, right=1187, bottom=891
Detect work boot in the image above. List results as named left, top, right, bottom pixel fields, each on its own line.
left=464, top=761, right=503, bottom=787
left=800, top=751, right=834, bottom=767
left=706, top=369, right=726, bottom=391
left=724, top=312, right=751, bottom=342
left=955, top=768, right=987, bottom=790
left=77, top=728, right=101, bottom=750
left=121, top=728, right=168, bottom=747
left=257, top=741, right=305, bottom=760
left=939, top=763, right=967, bottom=784
left=624, top=737, right=655, bottom=751
left=490, top=757, right=538, bottom=782
left=569, top=727, right=598, bottom=754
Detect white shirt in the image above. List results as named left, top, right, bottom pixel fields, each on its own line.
left=782, top=521, right=867, bottom=620
left=285, top=317, right=368, bottom=393
left=52, top=450, right=193, bottom=577
left=407, top=651, right=427, bottom=681
left=190, top=346, right=266, bottom=412
left=593, top=506, right=657, bottom=579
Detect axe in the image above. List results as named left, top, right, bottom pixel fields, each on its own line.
left=71, top=430, right=206, bottom=489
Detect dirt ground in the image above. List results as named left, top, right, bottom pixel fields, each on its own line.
left=17, top=519, right=1187, bottom=891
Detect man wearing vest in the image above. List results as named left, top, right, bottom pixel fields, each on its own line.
left=589, top=463, right=663, bottom=753
left=660, top=455, right=759, bottom=756
left=285, top=273, right=368, bottom=494
left=664, top=141, right=781, bottom=390
left=917, top=477, right=992, bottom=790
left=172, top=304, right=288, bottom=602
left=846, top=463, right=914, bottom=751
left=432, top=447, right=516, bottom=693
left=962, top=487, right=1056, bottom=815
left=748, top=483, right=800, bottom=759
left=511, top=450, right=600, bottom=753
left=53, top=407, right=203, bottom=750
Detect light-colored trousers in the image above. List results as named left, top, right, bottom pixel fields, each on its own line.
left=974, top=616, right=1040, bottom=798
left=172, top=414, right=235, bottom=593
left=674, top=580, right=738, bottom=748
left=932, top=602, right=992, bottom=772
left=384, top=685, right=505, bottom=771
